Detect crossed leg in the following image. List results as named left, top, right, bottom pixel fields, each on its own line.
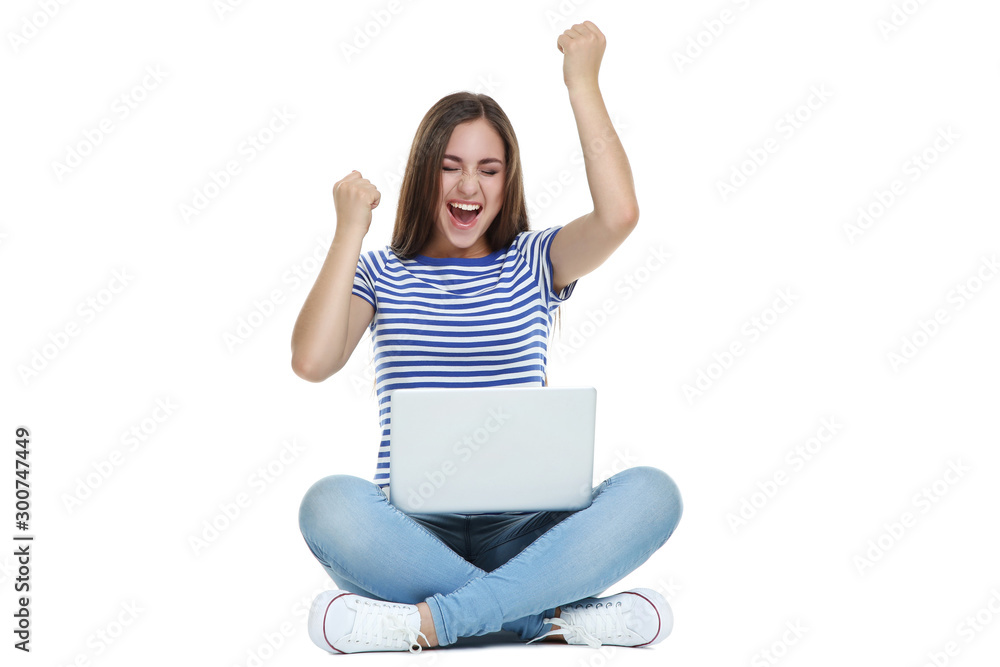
left=298, top=466, right=683, bottom=647
left=298, top=474, right=561, bottom=644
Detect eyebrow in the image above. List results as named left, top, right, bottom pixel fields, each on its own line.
left=443, top=154, right=504, bottom=166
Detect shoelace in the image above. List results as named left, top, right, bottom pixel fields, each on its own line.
left=349, top=599, right=429, bottom=653
left=527, top=601, right=629, bottom=649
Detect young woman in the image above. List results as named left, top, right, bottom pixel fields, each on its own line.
left=291, top=21, right=682, bottom=654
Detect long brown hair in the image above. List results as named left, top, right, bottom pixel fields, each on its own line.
left=390, top=91, right=528, bottom=258
left=366, top=91, right=563, bottom=397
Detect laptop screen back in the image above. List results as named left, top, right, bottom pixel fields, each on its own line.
left=388, top=386, right=596, bottom=514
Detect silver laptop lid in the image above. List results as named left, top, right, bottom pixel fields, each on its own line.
left=388, top=386, right=596, bottom=514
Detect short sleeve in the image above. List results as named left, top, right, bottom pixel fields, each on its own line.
left=352, top=251, right=378, bottom=311
left=514, top=224, right=578, bottom=309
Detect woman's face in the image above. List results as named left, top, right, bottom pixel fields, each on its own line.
left=422, top=118, right=506, bottom=259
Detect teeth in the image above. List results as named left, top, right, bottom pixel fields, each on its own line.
left=449, top=202, right=481, bottom=211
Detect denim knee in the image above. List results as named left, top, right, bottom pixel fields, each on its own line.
left=298, top=474, right=376, bottom=542
left=619, top=465, right=683, bottom=543
left=298, top=474, right=384, bottom=589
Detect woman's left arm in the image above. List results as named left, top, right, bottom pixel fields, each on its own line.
left=550, top=20, right=640, bottom=294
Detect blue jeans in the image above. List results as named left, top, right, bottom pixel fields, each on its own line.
left=297, top=465, right=682, bottom=646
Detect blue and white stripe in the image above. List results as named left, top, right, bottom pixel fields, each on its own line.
left=351, top=224, right=577, bottom=494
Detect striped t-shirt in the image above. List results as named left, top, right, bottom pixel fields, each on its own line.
left=351, top=224, right=578, bottom=498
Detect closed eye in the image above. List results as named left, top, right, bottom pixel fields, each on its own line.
left=443, top=167, right=497, bottom=175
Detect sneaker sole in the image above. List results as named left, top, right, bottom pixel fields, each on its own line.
left=308, top=590, right=354, bottom=654
left=625, top=588, right=673, bottom=646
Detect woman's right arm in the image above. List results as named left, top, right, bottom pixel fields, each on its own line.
left=290, top=171, right=379, bottom=383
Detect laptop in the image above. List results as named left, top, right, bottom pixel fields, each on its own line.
left=388, top=386, right=596, bottom=514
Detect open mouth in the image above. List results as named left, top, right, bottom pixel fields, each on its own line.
left=447, top=202, right=482, bottom=228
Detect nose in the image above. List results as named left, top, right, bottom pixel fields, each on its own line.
left=457, top=170, right=480, bottom=194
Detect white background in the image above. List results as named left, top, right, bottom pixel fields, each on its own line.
left=3, top=0, right=999, bottom=665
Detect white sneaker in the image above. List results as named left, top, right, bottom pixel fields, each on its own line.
left=308, top=590, right=429, bottom=654
left=527, top=588, right=672, bottom=648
